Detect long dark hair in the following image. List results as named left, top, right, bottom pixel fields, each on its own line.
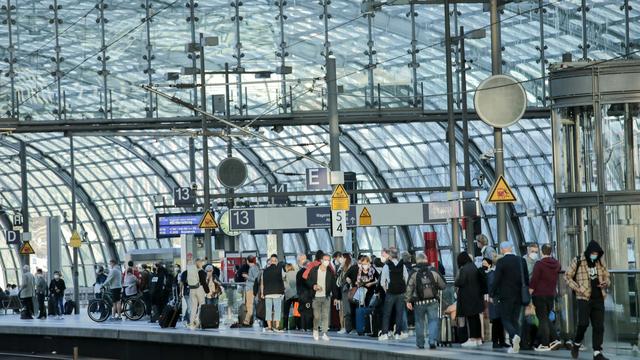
left=457, top=252, right=472, bottom=269
left=343, top=253, right=352, bottom=271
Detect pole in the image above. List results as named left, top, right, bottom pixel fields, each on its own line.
left=70, top=135, right=79, bottom=314
left=327, top=56, right=344, bottom=252
left=199, top=33, right=212, bottom=261
left=460, top=26, right=474, bottom=254
left=490, top=0, right=506, bottom=245
left=19, top=141, right=29, bottom=267
left=444, top=0, right=460, bottom=276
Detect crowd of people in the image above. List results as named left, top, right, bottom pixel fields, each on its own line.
left=2, top=237, right=612, bottom=360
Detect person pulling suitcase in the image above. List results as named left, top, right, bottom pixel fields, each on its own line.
left=404, top=253, right=446, bottom=350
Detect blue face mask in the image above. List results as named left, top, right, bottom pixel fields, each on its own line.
left=589, top=254, right=598, bottom=262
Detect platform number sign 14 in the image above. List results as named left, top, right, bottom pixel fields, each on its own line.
left=331, top=210, right=347, bottom=237
left=174, top=187, right=195, bottom=206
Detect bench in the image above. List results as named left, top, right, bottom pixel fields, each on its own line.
left=1, top=296, right=21, bottom=315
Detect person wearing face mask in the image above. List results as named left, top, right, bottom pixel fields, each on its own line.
left=261, top=254, right=286, bottom=332
left=565, top=240, right=610, bottom=360
left=332, top=251, right=343, bottom=270
left=307, top=254, right=339, bottom=341
left=523, top=243, right=540, bottom=276
left=378, top=248, right=409, bottom=341
left=103, top=260, right=123, bottom=320
left=483, top=258, right=508, bottom=349
left=49, top=271, right=66, bottom=320
left=336, top=253, right=358, bottom=334
left=529, top=244, right=562, bottom=352
left=35, top=269, right=47, bottom=319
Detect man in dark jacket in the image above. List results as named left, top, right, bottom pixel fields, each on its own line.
left=529, top=244, right=562, bottom=352
left=490, top=242, right=529, bottom=354
left=379, top=248, right=409, bottom=341
left=261, top=254, right=285, bottom=332
left=565, top=240, right=610, bottom=360
left=307, top=254, right=338, bottom=341
left=296, top=260, right=313, bottom=331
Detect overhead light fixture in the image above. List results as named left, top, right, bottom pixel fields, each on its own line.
left=166, top=72, right=180, bottom=81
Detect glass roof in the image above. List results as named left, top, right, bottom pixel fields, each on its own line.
left=0, top=0, right=636, bottom=283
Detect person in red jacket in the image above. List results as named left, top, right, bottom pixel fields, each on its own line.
left=529, top=244, right=562, bottom=352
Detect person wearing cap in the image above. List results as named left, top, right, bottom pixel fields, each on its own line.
left=242, top=255, right=260, bottom=327
left=490, top=242, right=529, bottom=354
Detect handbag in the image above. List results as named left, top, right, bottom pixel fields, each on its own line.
left=520, top=258, right=531, bottom=305
left=348, top=287, right=358, bottom=304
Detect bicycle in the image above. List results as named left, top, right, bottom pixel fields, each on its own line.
left=87, top=288, right=113, bottom=322
left=122, top=292, right=146, bottom=321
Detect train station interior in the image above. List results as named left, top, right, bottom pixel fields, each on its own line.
left=0, top=0, right=639, bottom=359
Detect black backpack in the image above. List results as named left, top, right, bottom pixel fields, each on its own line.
left=415, top=266, right=438, bottom=300
left=64, top=300, right=75, bottom=315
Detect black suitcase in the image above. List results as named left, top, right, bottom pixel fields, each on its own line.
left=199, top=304, right=219, bottom=329
left=366, top=309, right=382, bottom=337
left=64, top=300, right=75, bottom=315
left=159, top=303, right=181, bottom=329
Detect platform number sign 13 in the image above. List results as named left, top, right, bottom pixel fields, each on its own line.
left=230, top=209, right=255, bottom=230
left=174, top=187, right=195, bottom=206
left=331, top=210, right=347, bottom=237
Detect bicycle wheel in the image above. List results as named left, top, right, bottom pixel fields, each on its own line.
left=87, top=299, right=110, bottom=322
left=123, top=298, right=145, bottom=321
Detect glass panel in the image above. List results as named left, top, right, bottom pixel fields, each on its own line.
left=555, top=106, right=598, bottom=193
left=602, top=103, right=638, bottom=191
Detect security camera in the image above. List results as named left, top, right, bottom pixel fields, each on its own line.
left=473, top=174, right=485, bottom=187
left=191, top=182, right=198, bottom=191
left=480, top=149, right=495, bottom=161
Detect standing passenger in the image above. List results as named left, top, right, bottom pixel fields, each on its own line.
left=455, top=252, right=485, bottom=347
left=35, top=269, right=47, bottom=319
left=490, top=242, right=529, bottom=354
left=103, top=260, right=123, bottom=320
left=529, top=244, right=562, bottom=352
left=378, top=248, right=409, bottom=341
left=565, top=240, right=610, bottom=360
left=242, top=256, right=260, bottom=327
left=261, top=254, right=285, bottom=332
left=49, top=271, right=66, bottom=320
left=19, top=265, right=36, bottom=320
left=307, top=254, right=338, bottom=341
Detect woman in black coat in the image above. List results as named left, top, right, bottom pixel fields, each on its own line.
left=454, top=252, right=485, bottom=346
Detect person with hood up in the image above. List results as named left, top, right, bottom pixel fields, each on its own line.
left=529, top=244, right=562, bottom=352
left=565, top=240, right=610, bottom=360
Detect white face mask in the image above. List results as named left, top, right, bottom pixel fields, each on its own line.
left=322, top=260, right=330, bottom=267
left=54, top=275, right=60, bottom=279
left=362, top=264, right=370, bottom=270
left=529, top=253, right=539, bottom=260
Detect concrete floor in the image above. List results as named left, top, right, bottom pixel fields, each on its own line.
left=0, top=314, right=636, bottom=360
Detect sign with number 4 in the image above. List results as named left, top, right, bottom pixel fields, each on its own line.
left=331, top=210, right=347, bottom=237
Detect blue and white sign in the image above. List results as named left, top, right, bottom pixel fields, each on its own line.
left=306, top=168, right=329, bottom=190
left=229, top=209, right=256, bottom=230
left=156, top=213, right=204, bottom=238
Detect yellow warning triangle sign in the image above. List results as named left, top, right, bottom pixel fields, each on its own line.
left=199, top=210, right=219, bottom=229
left=359, top=207, right=372, bottom=226
left=70, top=231, right=82, bottom=248
left=486, top=175, right=517, bottom=203
left=331, top=184, right=350, bottom=211
left=19, top=241, right=35, bottom=255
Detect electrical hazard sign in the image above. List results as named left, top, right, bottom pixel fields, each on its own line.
left=487, top=175, right=517, bottom=203
left=331, top=184, right=350, bottom=211
left=199, top=210, right=219, bottom=229
left=359, top=207, right=372, bottom=226
left=19, top=241, right=35, bottom=255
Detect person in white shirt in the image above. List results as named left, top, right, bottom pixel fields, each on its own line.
left=306, top=254, right=338, bottom=341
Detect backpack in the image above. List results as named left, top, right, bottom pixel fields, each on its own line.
left=415, top=266, right=438, bottom=300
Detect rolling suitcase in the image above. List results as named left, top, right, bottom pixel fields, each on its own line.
left=199, top=304, right=220, bottom=329
left=366, top=309, right=382, bottom=337
left=159, top=302, right=181, bottom=329
left=438, top=291, right=454, bottom=347
left=355, top=306, right=372, bottom=335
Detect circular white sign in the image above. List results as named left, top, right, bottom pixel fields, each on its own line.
left=474, top=74, right=527, bottom=128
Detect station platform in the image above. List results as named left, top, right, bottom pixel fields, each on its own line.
left=0, top=315, right=636, bottom=360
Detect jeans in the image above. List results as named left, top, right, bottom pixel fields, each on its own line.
left=205, top=297, right=218, bottom=306
left=575, top=298, right=605, bottom=351
left=265, top=296, right=283, bottom=322
left=533, top=296, right=555, bottom=346
left=142, top=290, right=152, bottom=316
left=499, top=299, right=521, bottom=341
left=282, top=298, right=295, bottom=330
left=339, top=291, right=353, bottom=332
left=312, top=297, right=331, bottom=333
left=37, top=293, right=46, bottom=318
left=414, top=302, right=440, bottom=348
left=382, top=293, right=406, bottom=335
left=54, top=294, right=64, bottom=316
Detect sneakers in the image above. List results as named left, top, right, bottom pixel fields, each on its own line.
left=337, top=329, right=346, bottom=334
left=571, top=343, right=581, bottom=359
left=378, top=333, right=390, bottom=341
left=322, top=333, right=330, bottom=341
left=593, top=351, right=609, bottom=360
left=313, top=330, right=320, bottom=341
left=398, top=332, right=409, bottom=340
left=549, top=340, right=562, bottom=351
left=511, top=335, right=521, bottom=354
left=534, top=345, right=551, bottom=352
left=273, top=328, right=284, bottom=333
left=461, top=340, right=480, bottom=348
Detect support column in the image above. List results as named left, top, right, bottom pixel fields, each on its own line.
left=3, top=0, right=17, bottom=118
left=407, top=2, right=419, bottom=107
left=50, top=0, right=63, bottom=120
left=327, top=56, right=343, bottom=253
left=276, top=0, right=289, bottom=113
left=490, top=0, right=507, bottom=245
left=142, top=0, right=155, bottom=117
left=70, top=135, right=79, bottom=314
left=579, top=0, right=589, bottom=60
left=460, top=27, right=474, bottom=254
left=231, top=0, right=245, bottom=115
left=320, top=0, right=332, bottom=63
left=20, top=141, right=29, bottom=267
left=199, top=33, right=212, bottom=261
left=364, top=2, right=376, bottom=108
left=444, top=0, right=459, bottom=275
left=537, top=0, right=547, bottom=106
left=186, top=0, right=198, bottom=108
left=623, top=0, right=630, bottom=58
left=97, top=0, right=110, bottom=119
